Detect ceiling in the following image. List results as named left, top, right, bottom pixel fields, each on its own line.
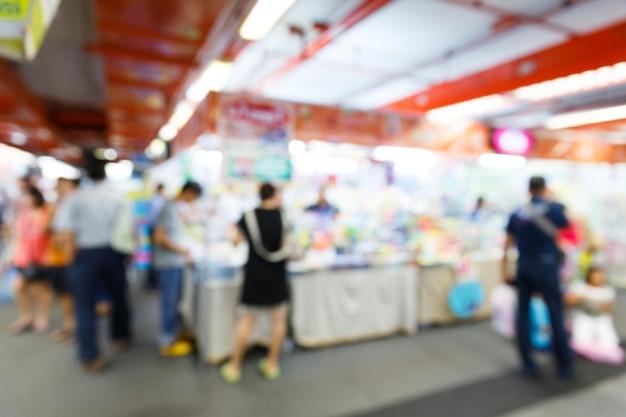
left=0, top=0, right=245, bottom=157
left=224, top=0, right=626, bottom=141
left=2, top=0, right=626, bottom=158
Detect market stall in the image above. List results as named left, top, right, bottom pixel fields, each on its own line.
left=153, top=92, right=626, bottom=363
left=180, top=264, right=417, bottom=364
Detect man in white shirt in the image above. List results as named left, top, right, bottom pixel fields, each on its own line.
left=55, top=152, right=131, bottom=372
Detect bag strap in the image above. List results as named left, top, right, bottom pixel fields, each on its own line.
left=244, top=210, right=289, bottom=263
left=525, top=203, right=558, bottom=241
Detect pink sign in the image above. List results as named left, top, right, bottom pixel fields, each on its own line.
left=492, top=128, right=534, bottom=155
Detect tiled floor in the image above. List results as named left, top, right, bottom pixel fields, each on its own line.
left=0, top=288, right=624, bottom=417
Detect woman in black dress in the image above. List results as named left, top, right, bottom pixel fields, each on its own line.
left=221, top=183, right=289, bottom=383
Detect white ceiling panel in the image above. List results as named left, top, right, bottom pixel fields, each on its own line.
left=226, top=52, right=291, bottom=92
left=342, top=76, right=429, bottom=110
left=263, top=60, right=379, bottom=105
left=259, top=0, right=363, bottom=55
left=316, top=0, right=498, bottom=74
left=548, top=0, right=626, bottom=34
left=316, top=44, right=418, bottom=76
left=482, top=0, right=564, bottom=16
left=414, top=24, right=567, bottom=83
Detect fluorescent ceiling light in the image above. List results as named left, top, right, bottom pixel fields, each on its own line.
left=514, top=61, right=626, bottom=102
left=239, top=0, right=296, bottom=41
left=288, top=140, right=306, bottom=155
left=426, top=95, right=514, bottom=124
left=545, top=104, right=626, bottom=130
left=0, top=144, right=34, bottom=164
left=169, top=101, right=194, bottom=129
left=478, top=153, right=526, bottom=170
left=146, top=139, right=167, bottom=159
left=10, top=131, right=27, bottom=146
left=186, top=60, right=233, bottom=103
left=94, top=148, right=118, bottom=161
left=38, top=157, right=81, bottom=180
left=106, top=160, right=134, bottom=181
left=159, top=124, right=179, bottom=141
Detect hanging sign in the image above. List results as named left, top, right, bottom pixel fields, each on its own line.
left=0, top=0, right=61, bottom=61
left=0, top=0, right=30, bottom=19
left=492, top=128, right=534, bottom=155
left=218, top=94, right=293, bottom=182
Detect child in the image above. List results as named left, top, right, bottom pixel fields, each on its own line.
left=566, top=267, right=624, bottom=365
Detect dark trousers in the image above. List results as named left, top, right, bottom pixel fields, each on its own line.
left=516, top=260, right=572, bottom=376
left=155, top=267, right=184, bottom=347
left=70, top=247, right=131, bottom=362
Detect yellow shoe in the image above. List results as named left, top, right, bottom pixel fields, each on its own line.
left=220, top=362, right=242, bottom=384
left=160, top=341, right=193, bottom=357
left=258, top=359, right=281, bottom=381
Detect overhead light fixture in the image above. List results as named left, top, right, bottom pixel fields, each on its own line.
left=0, top=143, right=34, bottom=164
left=38, top=157, right=81, bottom=180
left=239, top=0, right=297, bottom=41
left=95, top=148, right=118, bottom=161
left=478, top=153, right=526, bottom=170
left=426, top=95, right=514, bottom=124
left=106, top=160, right=134, bottom=181
left=514, top=61, right=626, bottom=102
left=159, top=124, right=179, bottom=141
left=545, top=104, right=626, bottom=130
left=186, top=60, right=233, bottom=103
left=146, top=139, right=167, bottom=159
left=10, top=131, right=27, bottom=146
left=168, top=101, right=194, bottom=129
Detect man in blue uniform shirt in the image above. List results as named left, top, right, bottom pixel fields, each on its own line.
left=502, top=176, right=573, bottom=379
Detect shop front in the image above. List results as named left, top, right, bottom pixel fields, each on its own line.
left=152, top=92, right=626, bottom=364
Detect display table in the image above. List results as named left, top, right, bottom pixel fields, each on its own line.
left=291, top=265, right=418, bottom=348
left=181, top=264, right=418, bottom=364
left=417, top=255, right=503, bottom=326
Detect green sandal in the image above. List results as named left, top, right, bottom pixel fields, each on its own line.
left=258, top=359, right=281, bottom=381
left=220, top=362, right=242, bottom=384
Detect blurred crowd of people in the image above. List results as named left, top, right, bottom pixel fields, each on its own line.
left=0, top=157, right=622, bottom=383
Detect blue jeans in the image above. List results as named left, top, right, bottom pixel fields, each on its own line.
left=156, top=268, right=184, bottom=347
left=70, top=248, right=131, bottom=362
left=516, top=260, right=573, bottom=377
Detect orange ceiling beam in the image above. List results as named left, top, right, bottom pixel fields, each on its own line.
left=98, top=20, right=203, bottom=48
left=85, top=44, right=197, bottom=68
left=386, top=20, right=626, bottom=114
left=222, top=36, right=250, bottom=62
left=49, top=111, right=107, bottom=129
left=253, top=0, right=393, bottom=93
left=107, top=103, right=167, bottom=116
left=107, top=75, right=178, bottom=93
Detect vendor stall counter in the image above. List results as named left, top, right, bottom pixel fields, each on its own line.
left=417, top=253, right=514, bottom=326
left=181, top=264, right=418, bottom=364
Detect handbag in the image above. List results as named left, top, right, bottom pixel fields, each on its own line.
left=110, top=199, right=137, bottom=255
left=244, top=210, right=302, bottom=262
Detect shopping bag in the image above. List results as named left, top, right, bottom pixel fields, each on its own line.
left=530, top=297, right=552, bottom=350
left=110, top=199, right=137, bottom=255
left=490, top=284, right=516, bottom=339
left=0, top=266, right=18, bottom=304
left=490, top=284, right=553, bottom=350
